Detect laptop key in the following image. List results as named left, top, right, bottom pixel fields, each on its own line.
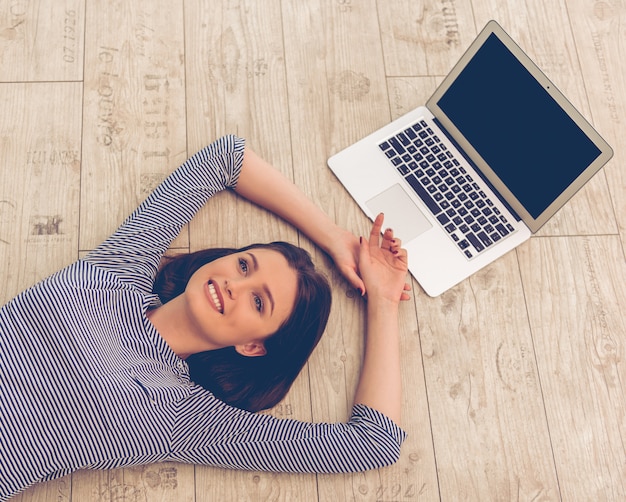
left=496, top=223, right=510, bottom=237
left=477, top=231, right=493, bottom=247
left=466, top=233, right=484, bottom=252
left=396, top=164, right=411, bottom=176
left=405, top=174, right=441, bottom=215
left=389, top=137, right=405, bottom=155
left=398, top=132, right=411, bottom=146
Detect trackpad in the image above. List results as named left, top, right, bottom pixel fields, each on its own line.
left=366, top=184, right=432, bottom=242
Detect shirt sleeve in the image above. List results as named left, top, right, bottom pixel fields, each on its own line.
left=82, top=135, right=245, bottom=292
left=169, top=398, right=407, bottom=474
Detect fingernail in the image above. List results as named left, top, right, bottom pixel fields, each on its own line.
left=359, top=236, right=362, bottom=244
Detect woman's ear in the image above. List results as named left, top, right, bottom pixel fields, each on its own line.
left=235, top=341, right=267, bottom=357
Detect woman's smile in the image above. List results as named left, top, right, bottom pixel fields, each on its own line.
left=206, top=280, right=224, bottom=314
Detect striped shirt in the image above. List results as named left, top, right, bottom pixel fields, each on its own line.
left=0, top=135, right=406, bottom=500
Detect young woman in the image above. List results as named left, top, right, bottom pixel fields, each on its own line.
left=0, top=135, right=409, bottom=500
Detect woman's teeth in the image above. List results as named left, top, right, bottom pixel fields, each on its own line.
left=208, top=282, right=223, bottom=313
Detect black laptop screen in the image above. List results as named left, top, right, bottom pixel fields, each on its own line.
left=436, top=33, right=601, bottom=219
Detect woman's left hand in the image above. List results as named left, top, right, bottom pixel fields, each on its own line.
left=358, top=213, right=411, bottom=303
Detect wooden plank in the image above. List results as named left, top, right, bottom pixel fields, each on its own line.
left=11, top=474, right=70, bottom=502
left=377, top=0, right=477, bottom=76
left=195, top=469, right=316, bottom=502
left=80, top=0, right=187, bottom=251
left=184, top=1, right=318, bottom=499
left=518, top=236, right=626, bottom=500
left=0, top=82, right=82, bottom=299
left=0, top=0, right=84, bottom=82
left=123, top=464, right=195, bottom=502
left=566, top=0, right=626, bottom=251
left=417, top=248, right=560, bottom=500
left=469, top=0, right=617, bottom=237
left=70, top=463, right=195, bottom=502
left=0, top=81, right=81, bottom=500
left=282, top=1, right=439, bottom=500
left=69, top=469, right=120, bottom=501
left=184, top=0, right=295, bottom=250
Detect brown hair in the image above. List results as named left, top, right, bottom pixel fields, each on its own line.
left=152, top=242, right=332, bottom=412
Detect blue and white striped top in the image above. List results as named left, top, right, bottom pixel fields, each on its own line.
left=0, top=135, right=406, bottom=500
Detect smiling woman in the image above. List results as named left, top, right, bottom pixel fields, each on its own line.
left=0, top=135, right=409, bottom=500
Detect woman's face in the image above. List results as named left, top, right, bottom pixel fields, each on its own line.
left=184, top=248, right=298, bottom=355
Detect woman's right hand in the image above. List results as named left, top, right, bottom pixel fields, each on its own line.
left=358, top=213, right=410, bottom=304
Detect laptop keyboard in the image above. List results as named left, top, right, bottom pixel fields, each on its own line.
left=378, top=120, right=515, bottom=259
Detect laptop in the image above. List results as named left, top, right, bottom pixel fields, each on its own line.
left=328, top=20, right=613, bottom=297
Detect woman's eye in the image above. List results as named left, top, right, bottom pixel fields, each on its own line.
left=238, top=258, right=248, bottom=274
left=254, top=295, right=264, bottom=313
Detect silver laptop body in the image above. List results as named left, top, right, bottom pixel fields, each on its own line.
left=328, top=21, right=613, bottom=297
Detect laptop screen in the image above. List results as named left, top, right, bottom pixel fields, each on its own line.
left=435, top=33, right=602, bottom=220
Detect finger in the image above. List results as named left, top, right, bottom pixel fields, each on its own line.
left=382, top=228, right=395, bottom=249
left=389, top=237, right=402, bottom=249
left=369, top=213, right=385, bottom=246
left=341, top=265, right=366, bottom=297
left=400, top=283, right=411, bottom=301
left=393, top=248, right=408, bottom=262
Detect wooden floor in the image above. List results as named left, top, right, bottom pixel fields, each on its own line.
left=1, top=0, right=624, bottom=500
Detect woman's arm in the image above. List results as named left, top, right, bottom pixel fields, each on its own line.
left=353, top=213, right=409, bottom=425
left=234, top=147, right=365, bottom=294
left=171, top=400, right=406, bottom=474
left=83, top=136, right=244, bottom=289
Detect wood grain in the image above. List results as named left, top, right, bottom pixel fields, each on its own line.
left=518, top=236, right=626, bottom=501
left=0, top=82, right=82, bottom=301
left=80, top=0, right=187, bottom=251
left=0, top=0, right=84, bottom=82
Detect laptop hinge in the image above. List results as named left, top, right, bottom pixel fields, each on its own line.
left=433, top=117, right=522, bottom=222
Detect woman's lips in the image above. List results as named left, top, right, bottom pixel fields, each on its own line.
left=206, top=280, right=224, bottom=314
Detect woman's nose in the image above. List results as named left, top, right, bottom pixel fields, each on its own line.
left=225, top=278, right=243, bottom=299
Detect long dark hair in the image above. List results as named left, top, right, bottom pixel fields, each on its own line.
left=152, top=242, right=332, bottom=412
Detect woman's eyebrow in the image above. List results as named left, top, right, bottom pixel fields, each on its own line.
left=247, top=252, right=275, bottom=315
